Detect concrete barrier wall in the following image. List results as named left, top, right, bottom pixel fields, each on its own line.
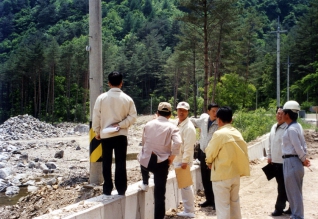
left=35, top=134, right=269, bottom=219
left=247, top=133, right=269, bottom=161
left=35, top=166, right=203, bottom=219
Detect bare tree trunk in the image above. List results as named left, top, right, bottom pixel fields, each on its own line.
left=21, top=77, right=24, bottom=115
left=243, top=38, right=251, bottom=108
left=174, top=68, right=179, bottom=110
left=46, top=70, right=51, bottom=117
left=203, top=0, right=209, bottom=112
left=212, top=23, right=223, bottom=103
left=51, top=64, right=55, bottom=123
left=33, top=79, right=37, bottom=117
left=193, top=46, right=197, bottom=117
left=66, top=63, right=71, bottom=121
left=38, top=72, right=41, bottom=120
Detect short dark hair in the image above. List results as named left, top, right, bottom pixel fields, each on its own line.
left=276, top=106, right=283, bottom=113
left=108, top=71, right=123, bottom=86
left=208, top=103, right=219, bottom=111
left=157, top=110, right=171, bottom=117
left=216, top=106, right=232, bottom=123
left=284, top=109, right=298, bottom=121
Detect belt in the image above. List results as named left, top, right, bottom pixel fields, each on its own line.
left=282, top=155, right=298, bottom=159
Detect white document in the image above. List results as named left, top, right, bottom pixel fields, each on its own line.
left=101, top=126, right=120, bottom=134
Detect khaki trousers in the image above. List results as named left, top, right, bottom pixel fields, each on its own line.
left=212, top=176, right=241, bottom=219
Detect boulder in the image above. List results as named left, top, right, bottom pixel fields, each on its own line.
left=45, top=162, right=57, bottom=169
left=0, top=179, right=8, bottom=192
left=46, top=178, right=57, bottom=186
left=0, top=168, right=12, bottom=179
left=0, top=162, right=6, bottom=168
left=5, top=186, right=20, bottom=196
left=27, top=185, right=38, bottom=193
left=54, top=150, right=64, bottom=159
left=74, top=124, right=89, bottom=133
left=28, top=161, right=36, bottom=169
left=19, top=153, right=28, bottom=162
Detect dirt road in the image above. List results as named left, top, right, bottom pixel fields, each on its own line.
left=165, top=158, right=318, bottom=219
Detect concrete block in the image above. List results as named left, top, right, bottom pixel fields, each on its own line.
left=36, top=135, right=269, bottom=219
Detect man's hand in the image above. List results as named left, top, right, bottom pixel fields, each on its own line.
left=168, top=155, right=175, bottom=165
left=303, top=158, right=311, bottom=167
left=181, top=163, right=188, bottom=169
left=153, top=113, right=158, bottom=119
left=267, top=158, right=272, bottom=164
left=207, top=164, right=212, bottom=169
left=95, top=134, right=101, bottom=140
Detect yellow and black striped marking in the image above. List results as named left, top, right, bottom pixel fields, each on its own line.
left=89, top=121, right=102, bottom=162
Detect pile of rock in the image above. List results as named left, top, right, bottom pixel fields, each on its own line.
left=0, top=140, right=85, bottom=197
left=0, top=115, right=65, bottom=141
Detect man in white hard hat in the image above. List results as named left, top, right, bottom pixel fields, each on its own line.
left=172, top=101, right=197, bottom=218
left=282, top=100, right=310, bottom=219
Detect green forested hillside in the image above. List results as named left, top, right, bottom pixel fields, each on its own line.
left=0, top=0, right=317, bottom=123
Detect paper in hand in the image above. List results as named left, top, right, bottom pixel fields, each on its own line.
left=101, top=126, right=120, bottom=134
left=175, top=166, right=193, bottom=189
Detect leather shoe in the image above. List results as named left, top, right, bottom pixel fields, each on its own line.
left=283, top=208, right=291, bottom=214
left=199, top=201, right=213, bottom=207
left=271, top=210, right=283, bottom=216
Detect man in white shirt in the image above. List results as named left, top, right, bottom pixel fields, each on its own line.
left=92, top=71, right=137, bottom=196
left=267, top=107, right=289, bottom=216
left=172, top=102, right=197, bottom=218
left=190, top=103, right=219, bottom=208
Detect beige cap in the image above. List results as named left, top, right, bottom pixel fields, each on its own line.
left=158, top=102, right=172, bottom=112
left=177, top=101, right=190, bottom=110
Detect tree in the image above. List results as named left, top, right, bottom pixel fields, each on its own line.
left=143, top=0, right=154, bottom=17
left=177, top=0, right=214, bottom=112
left=213, top=73, right=256, bottom=110
left=45, top=38, right=59, bottom=122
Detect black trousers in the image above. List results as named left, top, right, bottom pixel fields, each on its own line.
left=273, top=163, right=288, bottom=211
left=141, top=154, right=169, bottom=219
left=199, top=150, right=215, bottom=205
left=101, top=135, right=128, bottom=195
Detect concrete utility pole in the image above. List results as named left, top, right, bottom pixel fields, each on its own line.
left=89, top=0, right=103, bottom=185
left=287, top=55, right=292, bottom=101
left=271, top=17, right=287, bottom=107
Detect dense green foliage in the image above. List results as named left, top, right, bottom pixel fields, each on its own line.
left=233, top=108, right=276, bottom=142
left=232, top=109, right=314, bottom=142
left=0, top=0, right=317, bottom=123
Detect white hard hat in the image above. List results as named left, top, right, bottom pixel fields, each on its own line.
left=283, top=100, right=300, bottom=113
